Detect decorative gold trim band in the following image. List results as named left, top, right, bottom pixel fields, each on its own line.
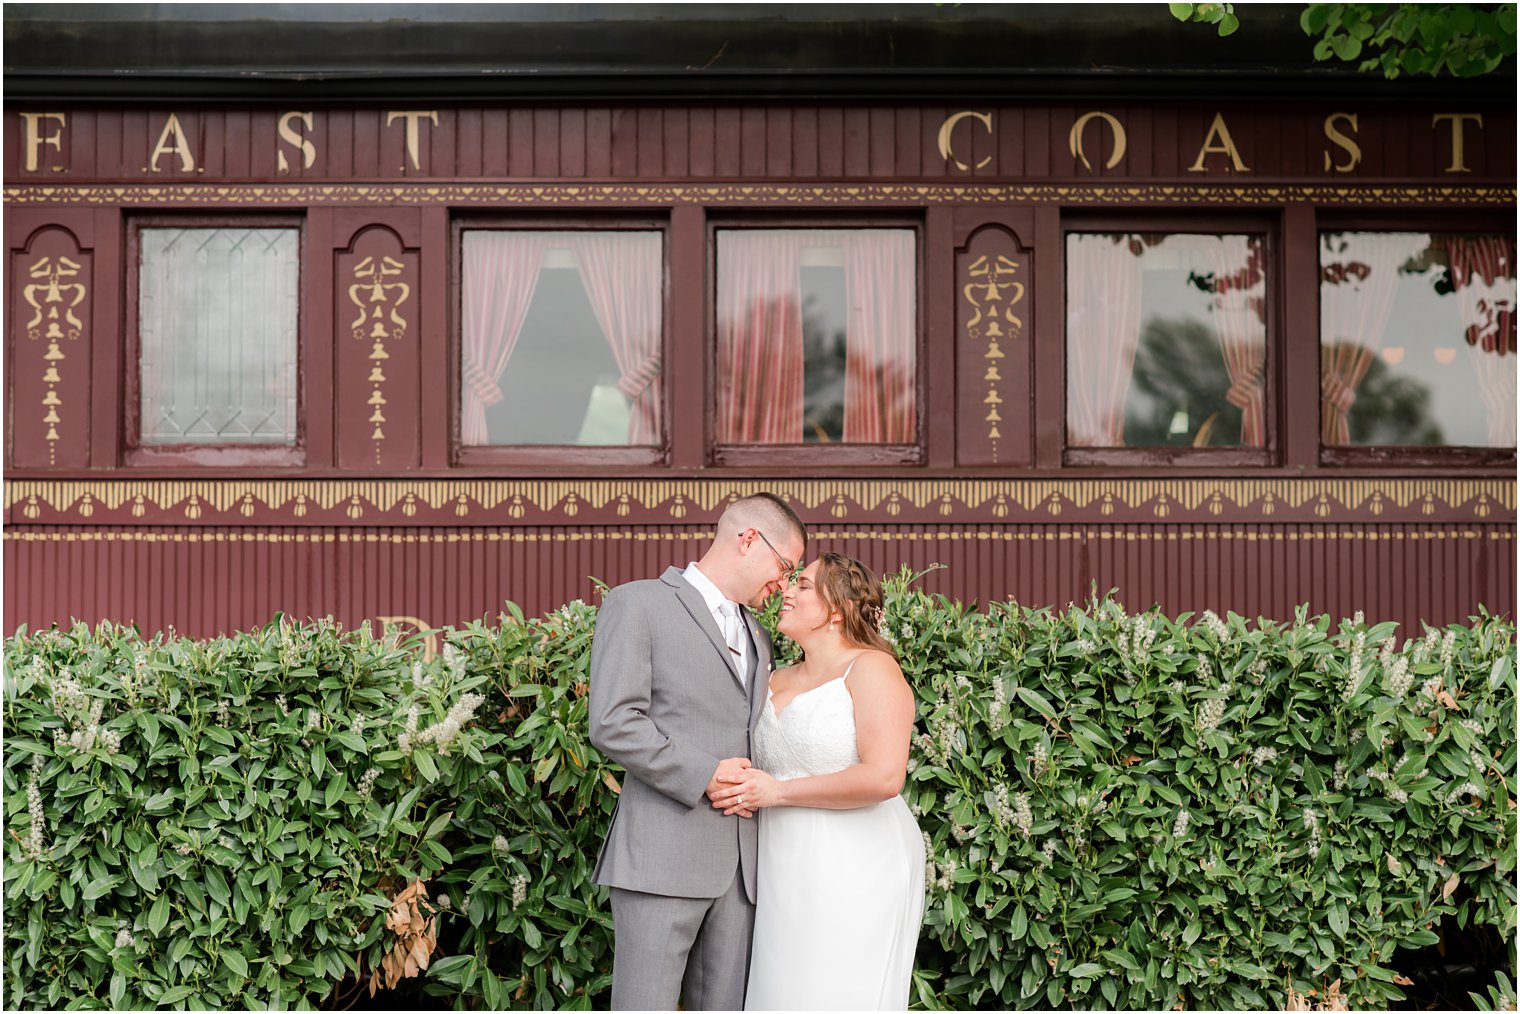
left=4, top=182, right=1514, bottom=208
left=4, top=477, right=1514, bottom=525
left=3, top=528, right=1509, bottom=545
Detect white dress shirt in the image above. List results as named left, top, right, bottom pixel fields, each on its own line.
left=683, top=562, right=748, bottom=682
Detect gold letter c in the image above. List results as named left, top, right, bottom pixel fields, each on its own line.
left=938, top=111, right=993, bottom=172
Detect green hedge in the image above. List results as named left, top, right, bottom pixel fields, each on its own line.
left=4, top=578, right=1515, bottom=1010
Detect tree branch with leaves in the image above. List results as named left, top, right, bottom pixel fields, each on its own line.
left=1169, top=3, right=1518, bottom=77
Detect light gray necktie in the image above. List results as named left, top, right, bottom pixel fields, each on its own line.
left=719, top=600, right=747, bottom=686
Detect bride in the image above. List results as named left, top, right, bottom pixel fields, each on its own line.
left=709, top=553, right=925, bottom=1010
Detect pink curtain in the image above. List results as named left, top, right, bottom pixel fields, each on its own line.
left=1207, top=236, right=1268, bottom=447
left=569, top=232, right=663, bottom=444
left=1446, top=236, right=1517, bottom=446
left=842, top=231, right=916, bottom=443
left=460, top=232, right=548, bottom=446
left=716, top=231, right=805, bottom=444
left=1066, top=235, right=1143, bottom=446
left=1318, top=233, right=1417, bottom=445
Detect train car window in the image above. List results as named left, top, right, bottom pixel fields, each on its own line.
left=1066, top=232, right=1268, bottom=451
left=460, top=230, right=663, bottom=447
left=714, top=228, right=916, bottom=446
left=1320, top=231, right=1516, bottom=449
left=137, top=227, right=299, bottom=446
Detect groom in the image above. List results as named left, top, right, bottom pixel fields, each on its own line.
left=588, top=492, right=807, bottom=1010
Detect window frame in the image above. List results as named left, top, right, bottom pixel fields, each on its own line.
left=706, top=214, right=927, bottom=468
left=449, top=214, right=672, bottom=468
left=123, top=214, right=307, bottom=468
left=1060, top=213, right=1280, bottom=469
left=1314, top=211, right=1516, bottom=469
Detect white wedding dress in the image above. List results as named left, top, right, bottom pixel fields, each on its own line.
left=744, top=661, right=925, bottom=1011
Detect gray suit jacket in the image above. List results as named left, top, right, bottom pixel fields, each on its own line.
left=589, top=566, right=772, bottom=902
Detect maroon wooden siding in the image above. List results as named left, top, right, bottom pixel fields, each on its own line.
left=6, top=523, right=1512, bottom=639
left=5, top=103, right=1515, bottom=183
left=4, top=100, right=1515, bottom=638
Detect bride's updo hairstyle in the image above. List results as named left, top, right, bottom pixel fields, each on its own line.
left=812, top=553, right=897, bottom=660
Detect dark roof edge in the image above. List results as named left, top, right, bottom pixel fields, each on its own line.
left=6, top=70, right=1514, bottom=104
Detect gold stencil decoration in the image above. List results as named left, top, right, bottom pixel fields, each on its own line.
left=350, top=254, right=411, bottom=464
left=23, top=254, right=85, bottom=465
left=5, top=182, right=1513, bottom=208
left=963, top=253, right=1024, bottom=461
left=3, top=478, right=1515, bottom=526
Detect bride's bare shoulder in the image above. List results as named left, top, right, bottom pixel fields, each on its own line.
left=845, top=649, right=907, bottom=684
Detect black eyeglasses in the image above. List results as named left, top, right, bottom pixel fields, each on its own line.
left=750, top=529, right=797, bottom=577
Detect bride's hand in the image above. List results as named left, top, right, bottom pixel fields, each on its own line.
left=712, top=768, right=782, bottom=815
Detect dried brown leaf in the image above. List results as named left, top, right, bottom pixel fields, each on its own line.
left=1443, top=871, right=1460, bottom=900
left=1387, top=854, right=1402, bottom=875
left=1436, top=689, right=1461, bottom=711
left=1393, top=974, right=1414, bottom=986
left=603, top=771, right=622, bottom=794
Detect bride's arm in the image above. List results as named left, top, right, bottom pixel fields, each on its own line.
left=713, top=652, right=915, bottom=812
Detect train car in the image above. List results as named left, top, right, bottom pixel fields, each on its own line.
left=4, top=3, right=1515, bottom=637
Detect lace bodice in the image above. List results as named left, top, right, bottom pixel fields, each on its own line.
left=754, top=663, right=861, bottom=781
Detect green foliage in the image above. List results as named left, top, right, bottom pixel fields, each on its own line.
left=1302, top=3, right=1518, bottom=78
left=1169, top=3, right=1241, bottom=37
left=6, top=584, right=1516, bottom=1010
left=1169, top=2, right=1518, bottom=77
left=1471, top=968, right=1517, bottom=1009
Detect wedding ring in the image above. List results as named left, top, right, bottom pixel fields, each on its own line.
left=737, top=795, right=745, bottom=806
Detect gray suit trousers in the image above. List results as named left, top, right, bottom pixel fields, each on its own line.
left=609, top=870, right=754, bottom=1011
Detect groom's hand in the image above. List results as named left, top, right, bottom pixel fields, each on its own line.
left=707, top=757, right=755, bottom=817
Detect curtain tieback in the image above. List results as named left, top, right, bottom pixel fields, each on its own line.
left=617, top=354, right=662, bottom=400
left=1322, top=377, right=1357, bottom=413
left=462, top=356, right=504, bottom=406
left=1224, top=372, right=1264, bottom=410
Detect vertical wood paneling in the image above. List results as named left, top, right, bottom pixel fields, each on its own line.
left=222, top=110, right=250, bottom=179
left=739, top=107, right=766, bottom=177
left=998, top=105, right=1025, bottom=179
left=635, top=108, right=661, bottom=178
left=535, top=108, right=561, bottom=178
left=818, top=107, right=844, bottom=177
left=765, top=108, right=791, bottom=179
left=714, top=106, right=742, bottom=177
left=8, top=102, right=1513, bottom=184
left=250, top=110, right=277, bottom=181
left=559, top=108, right=585, bottom=177
left=586, top=108, right=613, bottom=177
left=360, top=109, right=388, bottom=178
left=509, top=109, right=535, bottom=177
left=1024, top=107, right=1050, bottom=178
left=327, top=110, right=354, bottom=179
left=5, top=525, right=1511, bottom=638
left=456, top=107, right=482, bottom=178
left=663, top=108, right=689, bottom=179
left=4, top=108, right=20, bottom=177
left=481, top=109, right=509, bottom=177
left=895, top=107, right=920, bottom=178
left=688, top=107, right=715, bottom=178
left=429, top=107, right=456, bottom=179
left=1153, top=105, right=1179, bottom=178
left=843, top=108, right=870, bottom=177
left=868, top=107, right=894, bottom=178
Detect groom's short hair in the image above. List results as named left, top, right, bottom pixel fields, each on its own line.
left=718, top=493, right=808, bottom=553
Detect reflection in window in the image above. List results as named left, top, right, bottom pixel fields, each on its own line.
left=715, top=229, right=916, bottom=445
left=1320, top=232, right=1516, bottom=448
left=461, top=231, right=662, bottom=446
left=139, top=228, right=299, bottom=445
left=1066, top=233, right=1267, bottom=449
